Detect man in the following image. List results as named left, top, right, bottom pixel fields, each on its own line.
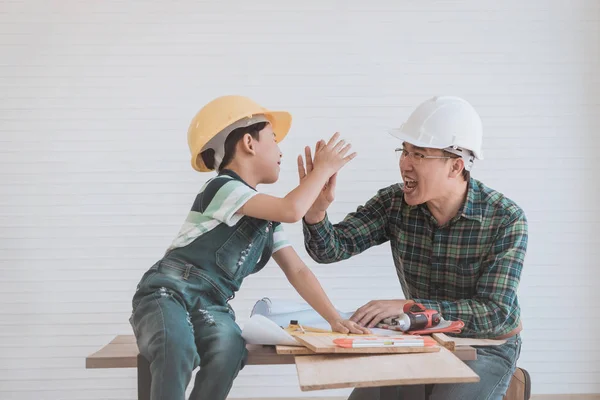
left=298, top=96, right=527, bottom=400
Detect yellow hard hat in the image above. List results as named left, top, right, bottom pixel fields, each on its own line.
left=187, top=95, right=292, bottom=172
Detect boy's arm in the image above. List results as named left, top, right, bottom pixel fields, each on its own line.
left=239, top=133, right=355, bottom=223
left=271, top=246, right=370, bottom=335
left=239, top=167, right=332, bottom=223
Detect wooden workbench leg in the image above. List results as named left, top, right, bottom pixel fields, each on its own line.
left=137, top=354, right=151, bottom=400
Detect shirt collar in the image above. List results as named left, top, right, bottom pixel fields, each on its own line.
left=218, top=169, right=257, bottom=191
left=460, top=178, right=483, bottom=222
left=414, top=178, right=482, bottom=225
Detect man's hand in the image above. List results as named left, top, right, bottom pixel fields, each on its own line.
left=329, top=319, right=372, bottom=335
left=297, top=140, right=338, bottom=224
left=350, top=299, right=414, bottom=328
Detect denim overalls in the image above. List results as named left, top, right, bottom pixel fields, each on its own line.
left=129, top=195, right=276, bottom=400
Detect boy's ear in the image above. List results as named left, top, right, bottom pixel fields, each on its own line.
left=240, top=133, right=256, bottom=155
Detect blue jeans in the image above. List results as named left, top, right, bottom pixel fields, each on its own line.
left=129, top=260, right=248, bottom=400
left=348, top=334, right=522, bottom=400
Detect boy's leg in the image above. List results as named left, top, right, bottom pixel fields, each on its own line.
left=189, top=306, right=248, bottom=400
left=130, top=287, right=200, bottom=400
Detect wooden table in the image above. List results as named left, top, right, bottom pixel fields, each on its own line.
left=86, top=335, right=479, bottom=400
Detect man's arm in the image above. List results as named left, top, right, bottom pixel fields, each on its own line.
left=302, top=186, right=395, bottom=263
left=415, top=210, right=528, bottom=338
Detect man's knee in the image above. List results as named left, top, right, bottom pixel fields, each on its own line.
left=430, top=339, right=520, bottom=400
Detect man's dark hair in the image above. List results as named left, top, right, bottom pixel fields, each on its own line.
left=201, top=122, right=268, bottom=172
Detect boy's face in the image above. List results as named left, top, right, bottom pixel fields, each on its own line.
left=254, top=124, right=282, bottom=184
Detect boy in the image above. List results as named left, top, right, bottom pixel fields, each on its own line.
left=129, top=95, right=369, bottom=400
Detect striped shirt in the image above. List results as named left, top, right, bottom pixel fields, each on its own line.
left=168, top=170, right=291, bottom=255
left=303, top=178, right=528, bottom=338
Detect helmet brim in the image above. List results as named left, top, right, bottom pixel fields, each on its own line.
left=192, top=110, right=292, bottom=172
left=388, top=128, right=483, bottom=160
left=265, top=111, right=292, bottom=144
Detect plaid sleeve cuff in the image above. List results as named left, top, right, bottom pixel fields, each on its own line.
left=303, top=213, right=341, bottom=262
left=302, top=213, right=331, bottom=242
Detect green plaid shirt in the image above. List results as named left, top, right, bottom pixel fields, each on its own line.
left=303, top=178, right=528, bottom=338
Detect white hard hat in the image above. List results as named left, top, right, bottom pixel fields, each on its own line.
left=389, top=96, right=483, bottom=171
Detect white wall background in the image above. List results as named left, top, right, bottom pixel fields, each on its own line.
left=1, top=0, right=599, bottom=399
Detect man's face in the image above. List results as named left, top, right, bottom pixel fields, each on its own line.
left=399, top=142, right=454, bottom=205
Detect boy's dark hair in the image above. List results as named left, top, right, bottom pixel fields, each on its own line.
left=201, top=122, right=268, bottom=172
left=443, top=150, right=471, bottom=182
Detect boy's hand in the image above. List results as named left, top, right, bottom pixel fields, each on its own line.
left=297, top=149, right=336, bottom=223
left=330, top=319, right=372, bottom=335
left=311, top=132, right=356, bottom=176
left=298, top=133, right=353, bottom=224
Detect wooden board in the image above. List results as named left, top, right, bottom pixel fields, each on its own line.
left=278, top=328, right=365, bottom=355
left=453, top=345, right=477, bottom=361
left=295, top=346, right=479, bottom=391
left=86, top=335, right=140, bottom=368
left=86, top=335, right=296, bottom=368
left=432, top=332, right=507, bottom=349
left=293, top=334, right=439, bottom=354
left=111, top=335, right=136, bottom=344
left=87, top=334, right=476, bottom=370
left=432, top=333, right=456, bottom=351
left=245, top=345, right=296, bottom=365
left=277, top=343, right=478, bottom=360
left=276, top=345, right=315, bottom=355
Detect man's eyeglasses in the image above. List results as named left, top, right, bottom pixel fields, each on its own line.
left=395, top=147, right=455, bottom=164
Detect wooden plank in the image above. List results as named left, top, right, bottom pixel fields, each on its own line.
left=86, top=341, right=139, bottom=369
left=453, top=336, right=507, bottom=347
left=432, top=333, right=455, bottom=351
left=432, top=332, right=507, bottom=348
left=86, top=337, right=296, bottom=368
left=246, top=345, right=296, bottom=365
left=111, top=335, right=136, bottom=344
left=295, top=346, right=479, bottom=391
left=87, top=335, right=476, bottom=370
left=293, top=334, right=439, bottom=354
left=282, top=343, right=476, bottom=360
left=276, top=345, right=315, bottom=355
left=453, top=346, right=477, bottom=361
left=84, top=334, right=141, bottom=368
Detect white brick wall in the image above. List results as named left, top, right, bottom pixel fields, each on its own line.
left=1, top=0, right=598, bottom=398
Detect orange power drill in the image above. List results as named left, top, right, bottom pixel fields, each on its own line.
left=391, top=302, right=442, bottom=332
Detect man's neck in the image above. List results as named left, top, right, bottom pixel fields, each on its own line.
left=426, top=180, right=469, bottom=226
